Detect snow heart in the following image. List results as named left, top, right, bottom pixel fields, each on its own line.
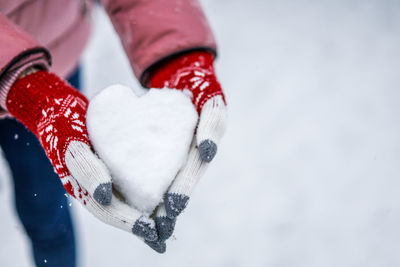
left=86, top=85, right=198, bottom=214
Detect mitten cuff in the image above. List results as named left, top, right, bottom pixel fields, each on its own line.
left=147, top=50, right=215, bottom=88
left=6, top=71, right=84, bottom=135
left=0, top=55, right=49, bottom=117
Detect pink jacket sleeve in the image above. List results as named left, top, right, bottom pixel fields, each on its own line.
left=0, top=13, right=50, bottom=117
left=101, top=0, right=217, bottom=86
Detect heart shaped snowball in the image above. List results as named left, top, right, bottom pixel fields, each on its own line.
left=86, top=84, right=198, bottom=214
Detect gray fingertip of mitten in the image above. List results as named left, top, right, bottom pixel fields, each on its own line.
left=155, top=216, right=176, bottom=240
left=166, top=193, right=189, bottom=219
left=132, top=216, right=158, bottom=241
left=93, top=182, right=112, bottom=205
left=198, top=139, right=217, bottom=162
left=145, top=240, right=166, bottom=254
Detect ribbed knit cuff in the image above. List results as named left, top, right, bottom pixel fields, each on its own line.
left=0, top=54, right=49, bottom=118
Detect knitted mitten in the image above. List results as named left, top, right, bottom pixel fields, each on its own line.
left=148, top=51, right=227, bottom=240
left=3, top=71, right=161, bottom=250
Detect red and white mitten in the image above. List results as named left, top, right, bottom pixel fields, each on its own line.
left=148, top=51, right=227, bottom=240
left=2, top=71, right=162, bottom=251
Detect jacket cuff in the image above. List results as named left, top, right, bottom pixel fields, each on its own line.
left=0, top=53, right=49, bottom=118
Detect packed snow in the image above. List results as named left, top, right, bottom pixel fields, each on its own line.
left=1, top=1, right=400, bottom=267
left=87, top=84, right=197, bottom=213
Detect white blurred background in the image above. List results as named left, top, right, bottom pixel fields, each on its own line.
left=1, top=0, right=400, bottom=266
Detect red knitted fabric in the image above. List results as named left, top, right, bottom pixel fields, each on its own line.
left=6, top=71, right=89, bottom=201
left=148, top=51, right=226, bottom=113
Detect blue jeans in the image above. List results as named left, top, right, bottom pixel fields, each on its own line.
left=0, top=69, right=80, bottom=267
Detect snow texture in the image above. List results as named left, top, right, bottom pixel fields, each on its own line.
left=86, top=84, right=197, bottom=213
left=1, top=1, right=400, bottom=267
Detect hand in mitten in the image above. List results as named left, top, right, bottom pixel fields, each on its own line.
left=3, top=70, right=163, bottom=251
left=148, top=51, right=227, bottom=241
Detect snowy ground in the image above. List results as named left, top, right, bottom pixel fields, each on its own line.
left=1, top=1, right=400, bottom=266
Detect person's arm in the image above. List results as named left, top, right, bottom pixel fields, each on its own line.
left=0, top=14, right=160, bottom=249
left=100, top=0, right=226, bottom=246
left=150, top=50, right=227, bottom=243
left=100, top=0, right=217, bottom=86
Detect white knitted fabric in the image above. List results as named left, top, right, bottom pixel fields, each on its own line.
left=64, top=141, right=114, bottom=199
left=168, top=95, right=227, bottom=196
left=64, top=142, right=158, bottom=242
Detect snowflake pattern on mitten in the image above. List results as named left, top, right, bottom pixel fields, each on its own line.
left=149, top=51, right=226, bottom=113
left=7, top=71, right=91, bottom=204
